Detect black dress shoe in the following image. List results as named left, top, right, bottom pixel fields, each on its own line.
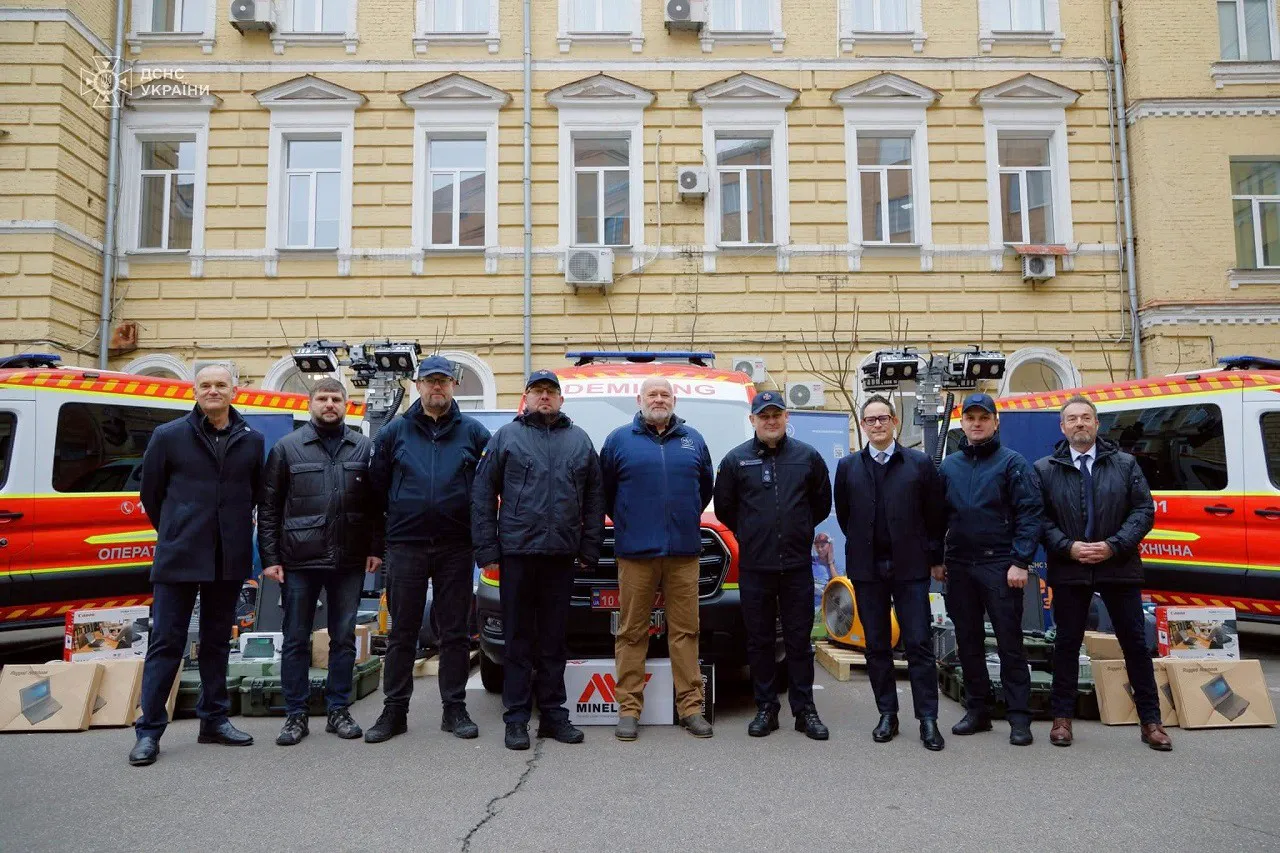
left=128, top=737, right=159, bottom=767
left=748, top=708, right=780, bottom=738
left=951, top=712, right=993, bottom=736
left=795, top=709, right=830, bottom=741
left=920, top=718, right=946, bottom=751
left=442, top=706, right=479, bottom=739
left=872, top=713, right=899, bottom=743
left=1009, top=722, right=1034, bottom=746
left=198, top=719, right=253, bottom=746
left=364, top=707, right=408, bottom=744
left=505, top=722, right=531, bottom=751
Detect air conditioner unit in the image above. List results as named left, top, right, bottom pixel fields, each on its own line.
left=1022, top=254, right=1056, bottom=282
left=192, top=359, right=239, bottom=385
left=665, top=0, right=706, bottom=30
left=677, top=167, right=708, bottom=199
left=786, top=381, right=825, bottom=409
left=565, top=248, right=614, bottom=288
left=730, top=356, right=768, bottom=383
left=230, top=0, right=274, bottom=32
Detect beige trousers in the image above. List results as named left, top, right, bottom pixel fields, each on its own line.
left=614, top=555, right=704, bottom=719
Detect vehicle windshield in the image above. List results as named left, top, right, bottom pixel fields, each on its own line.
left=563, top=397, right=752, bottom=467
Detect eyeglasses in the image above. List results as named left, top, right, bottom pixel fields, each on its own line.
left=861, top=415, right=893, bottom=426
left=418, top=377, right=451, bottom=387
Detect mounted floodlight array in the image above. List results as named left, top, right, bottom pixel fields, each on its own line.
left=291, top=340, right=349, bottom=375
left=370, top=341, right=421, bottom=376
left=945, top=347, right=1007, bottom=388
left=861, top=349, right=922, bottom=391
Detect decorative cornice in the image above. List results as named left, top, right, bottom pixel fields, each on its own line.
left=1127, top=98, right=1280, bottom=123
left=0, top=219, right=103, bottom=255
left=972, top=73, right=1081, bottom=108
left=400, top=74, right=510, bottom=109
left=1140, top=303, right=1280, bottom=330
left=253, top=75, right=367, bottom=109
left=0, top=8, right=110, bottom=55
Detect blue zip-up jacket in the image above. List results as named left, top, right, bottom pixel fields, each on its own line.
left=600, top=412, right=714, bottom=559
left=369, top=399, right=491, bottom=545
left=938, top=435, right=1042, bottom=570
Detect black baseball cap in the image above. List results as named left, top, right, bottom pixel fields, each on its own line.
left=962, top=392, right=997, bottom=414
left=751, top=390, right=786, bottom=414
left=525, top=369, right=561, bottom=391
left=416, top=355, right=455, bottom=380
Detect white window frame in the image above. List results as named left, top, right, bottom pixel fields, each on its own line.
left=415, top=0, right=501, bottom=53
left=1212, top=0, right=1280, bottom=86
left=557, top=0, right=644, bottom=52
left=439, top=350, right=498, bottom=409
left=549, top=76, right=654, bottom=259
left=702, top=0, right=785, bottom=52
left=122, top=354, right=194, bottom=381
left=978, top=0, right=1063, bottom=53
left=256, top=77, right=365, bottom=277
left=119, top=92, right=217, bottom=279
left=713, top=134, right=777, bottom=247
left=839, top=0, right=926, bottom=53
left=281, top=138, right=343, bottom=250
left=571, top=136, right=635, bottom=247
left=995, top=134, right=1056, bottom=246
left=127, top=0, right=216, bottom=54
left=998, top=346, right=1081, bottom=396
left=1231, top=159, right=1280, bottom=270
left=402, top=75, right=508, bottom=273
left=272, top=0, right=360, bottom=54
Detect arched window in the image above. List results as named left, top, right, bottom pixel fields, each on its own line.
left=121, top=354, right=192, bottom=381
left=261, top=355, right=341, bottom=395
left=999, top=347, right=1082, bottom=396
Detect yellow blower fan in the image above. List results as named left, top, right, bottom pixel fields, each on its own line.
left=821, top=575, right=899, bottom=650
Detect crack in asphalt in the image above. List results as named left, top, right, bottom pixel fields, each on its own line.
left=1203, top=816, right=1280, bottom=840
left=460, top=738, right=546, bottom=852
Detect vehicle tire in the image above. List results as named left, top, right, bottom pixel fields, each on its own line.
left=480, top=653, right=504, bottom=694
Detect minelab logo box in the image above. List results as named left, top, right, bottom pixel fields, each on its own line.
left=562, top=659, right=673, bottom=726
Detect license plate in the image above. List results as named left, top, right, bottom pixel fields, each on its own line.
left=610, top=608, right=666, bottom=637
left=592, top=589, right=664, bottom=610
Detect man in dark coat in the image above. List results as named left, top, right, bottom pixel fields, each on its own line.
left=1035, top=394, right=1170, bottom=751
left=363, top=355, right=491, bottom=744
left=937, top=393, right=1042, bottom=746
left=130, top=364, right=264, bottom=766
left=714, top=390, right=832, bottom=740
left=472, top=369, right=605, bottom=751
left=259, top=377, right=383, bottom=747
left=834, top=394, right=947, bottom=751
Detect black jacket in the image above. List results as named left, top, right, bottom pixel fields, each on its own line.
left=369, top=399, right=491, bottom=546
left=1033, top=437, right=1155, bottom=586
left=258, top=422, right=383, bottom=573
left=471, top=412, right=605, bottom=566
left=713, top=434, right=832, bottom=573
left=938, top=436, right=1042, bottom=570
left=140, top=405, right=264, bottom=584
left=834, top=444, right=946, bottom=582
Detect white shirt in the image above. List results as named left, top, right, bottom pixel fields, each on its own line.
left=1071, top=445, right=1096, bottom=474
left=869, top=441, right=897, bottom=465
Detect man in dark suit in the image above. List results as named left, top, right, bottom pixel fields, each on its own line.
left=130, top=364, right=264, bottom=766
left=834, top=394, right=947, bottom=751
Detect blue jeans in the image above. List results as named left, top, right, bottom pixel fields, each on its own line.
left=281, top=569, right=365, bottom=716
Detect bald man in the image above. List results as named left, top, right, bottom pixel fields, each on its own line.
left=600, top=378, right=715, bottom=740
left=130, top=364, right=264, bottom=766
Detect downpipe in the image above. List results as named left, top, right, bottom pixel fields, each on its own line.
left=97, top=0, right=128, bottom=368
left=1110, top=0, right=1145, bottom=377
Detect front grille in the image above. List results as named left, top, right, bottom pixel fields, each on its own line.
left=572, top=528, right=730, bottom=601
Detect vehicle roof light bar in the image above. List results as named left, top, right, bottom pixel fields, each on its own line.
left=1217, top=355, right=1280, bottom=371
left=565, top=350, right=716, bottom=367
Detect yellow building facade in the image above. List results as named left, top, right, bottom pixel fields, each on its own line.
left=4, top=0, right=1267, bottom=414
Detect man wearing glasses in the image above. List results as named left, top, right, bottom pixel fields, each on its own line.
left=834, top=395, right=947, bottom=751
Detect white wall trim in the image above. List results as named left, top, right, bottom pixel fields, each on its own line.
left=1140, top=304, right=1280, bottom=329
left=438, top=350, right=498, bottom=408
left=701, top=0, right=785, bottom=53
left=557, top=0, right=643, bottom=53
left=1211, top=61, right=1280, bottom=87
left=978, top=0, right=1064, bottom=53
left=122, top=354, right=193, bottom=380
left=1127, top=98, right=1280, bottom=123
left=127, top=0, right=216, bottom=54
left=0, top=8, right=112, bottom=55
left=998, top=346, right=1081, bottom=395
left=1227, top=269, right=1280, bottom=288
left=0, top=219, right=103, bottom=254
left=272, top=0, right=361, bottom=54
left=414, top=0, right=500, bottom=53
left=838, top=0, right=926, bottom=53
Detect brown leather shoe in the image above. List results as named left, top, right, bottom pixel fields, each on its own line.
left=1141, top=722, right=1173, bottom=751
left=1049, top=717, right=1073, bottom=747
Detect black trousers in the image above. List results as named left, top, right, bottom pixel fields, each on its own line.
left=948, top=562, right=1031, bottom=723
left=1051, top=582, right=1159, bottom=722
left=853, top=576, right=938, bottom=719
left=135, top=579, right=242, bottom=740
left=500, top=554, right=574, bottom=726
left=382, top=542, right=472, bottom=713
left=739, top=568, right=816, bottom=716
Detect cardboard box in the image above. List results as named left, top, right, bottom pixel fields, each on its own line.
left=64, top=606, right=150, bottom=662
left=562, top=659, right=674, bottom=726
left=1092, top=658, right=1179, bottom=727
left=1083, top=631, right=1124, bottom=661
left=90, top=659, right=145, bottom=728
left=1156, top=606, right=1239, bottom=660
left=311, top=624, right=371, bottom=669
left=237, top=632, right=284, bottom=661
left=0, top=662, right=105, bottom=732
left=1165, top=659, right=1276, bottom=729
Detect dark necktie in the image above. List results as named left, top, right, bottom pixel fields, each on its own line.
left=1079, top=455, right=1096, bottom=541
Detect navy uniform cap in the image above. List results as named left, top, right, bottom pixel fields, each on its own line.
left=961, top=392, right=997, bottom=414
left=416, top=355, right=455, bottom=379
left=525, top=369, right=561, bottom=390
left=751, top=390, right=787, bottom=414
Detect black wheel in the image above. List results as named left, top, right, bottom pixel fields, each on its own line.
left=479, top=653, right=504, bottom=694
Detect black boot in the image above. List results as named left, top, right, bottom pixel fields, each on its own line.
left=198, top=719, right=253, bottom=746
left=748, top=708, right=779, bottom=738
left=951, top=712, right=993, bottom=736
left=326, top=707, right=363, bottom=739
left=536, top=718, right=585, bottom=744
left=442, top=706, right=479, bottom=739
left=364, top=706, right=408, bottom=744
left=795, top=709, right=830, bottom=741
left=920, top=718, right=946, bottom=751
left=275, top=714, right=309, bottom=746
left=872, top=713, right=899, bottom=743
left=505, top=722, right=531, bottom=751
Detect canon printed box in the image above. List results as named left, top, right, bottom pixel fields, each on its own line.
left=1156, top=606, right=1239, bottom=660
left=64, top=606, right=150, bottom=662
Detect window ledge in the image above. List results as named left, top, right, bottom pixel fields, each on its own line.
left=980, top=30, right=1064, bottom=53
left=271, top=32, right=359, bottom=54
left=125, top=249, right=190, bottom=259
left=1228, top=268, right=1280, bottom=288
left=557, top=32, right=644, bottom=53
left=413, top=32, right=500, bottom=54
left=126, top=31, right=215, bottom=54
left=700, top=30, right=785, bottom=53
left=840, top=30, right=926, bottom=53
left=1211, top=61, right=1280, bottom=88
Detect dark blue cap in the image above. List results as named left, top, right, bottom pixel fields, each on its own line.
left=962, top=392, right=997, bottom=414
left=416, top=355, right=455, bottom=379
left=525, top=369, right=561, bottom=391
left=751, top=390, right=786, bottom=414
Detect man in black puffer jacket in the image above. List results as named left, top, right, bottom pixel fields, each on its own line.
left=937, top=393, right=1042, bottom=747
left=1034, top=394, right=1169, bottom=752
left=259, top=377, right=383, bottom=747
left=472, top=370, right=605, bottom=751
left=364, top=355, right=491, bottom=744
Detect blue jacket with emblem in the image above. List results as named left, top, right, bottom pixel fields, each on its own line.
left=600, top=412, right=714, bottom=559
left=938, top=435, right=1043, bottom=570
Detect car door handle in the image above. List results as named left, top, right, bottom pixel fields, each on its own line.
left=1255, top=507, right=1280, bottom=519
left=0, top=510, right=23, bottom=523
left=1202, top=504, right=1235, bottom=516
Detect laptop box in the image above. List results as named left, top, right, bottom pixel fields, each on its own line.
left=0, top=662, right=104, bottom=732
left=1164, top=659, right=1276, bottom=729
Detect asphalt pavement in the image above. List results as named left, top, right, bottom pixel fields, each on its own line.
left=2, top=625, right=1278, bottom=853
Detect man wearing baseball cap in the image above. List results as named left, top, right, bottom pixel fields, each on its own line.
left=365, top=355, right=492, bottom=744
left=714, top=391, right=833, bottom=739
left=936, top=392, right=1043, bottom=746
left=472, top=370, right=605, bottom=750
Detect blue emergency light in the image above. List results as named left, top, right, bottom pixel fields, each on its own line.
left=1217, top=355, right=1280, bottom=371
left=566, top=350, right=716, bottom=367
left=0, top=353, right=62, bottom=369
